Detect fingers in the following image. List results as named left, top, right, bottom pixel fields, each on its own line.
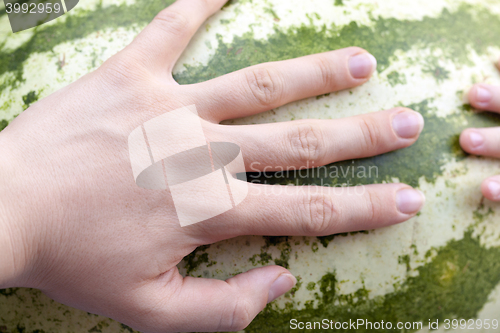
left=130, top=0, right=227, bottom=74
left=223, top=108, right=423, bottom=170
left=461, top=126, right=500, bottom=201
left=193, top=47, right=377, bottom=122
left=467, top=84, right=500, bottom=113
left=228, top=183, right=425, bottom=236
left=462, top=61, right=500, bottom=202
left=481, top=176, right=500, bottom=202
left=461, top=63, right=500, bottom=157
left=460, top=127, right=500, bottom=158
left=131, top=266, right=295, bottom=332
left=459, top=126, right=500, bottom=201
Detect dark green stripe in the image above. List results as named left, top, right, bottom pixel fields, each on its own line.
left=0, top=0, right=176, bottom=93
left=247, top=226, right=500, bottom=333
left=174, top=4, right=500, bottom=84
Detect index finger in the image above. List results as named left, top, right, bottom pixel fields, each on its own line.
left=130, top=0, right=227, bottom=75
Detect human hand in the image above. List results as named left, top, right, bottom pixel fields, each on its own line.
left=460, top=58, right=500, bottom=202
left=0, top=0, right=425, bottom=331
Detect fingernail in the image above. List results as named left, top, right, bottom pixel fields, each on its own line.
left=475, top=85, right=492, bottom=104
left=392, top=111, right=424, bottom=138
left=349, top=53, right=377, bottom=79
left=396, top=189, right=425, bottom=214
left=469, top=131, right=484, bottom=148
left=487, top=181, right=500, bottom=200
left=268, top=273, right=297, bottom=303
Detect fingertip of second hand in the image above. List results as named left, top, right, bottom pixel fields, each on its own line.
left=485, top=179, right=500, bottom=201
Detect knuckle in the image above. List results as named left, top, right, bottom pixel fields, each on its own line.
left=227, top=298, right=253, bottom=331
left=315, top=55, right=338, bottom=89
left=288, top=121, right=324, bottom=164
left=99, top=53, right=140, bottom=87
left=366, top=190, right=379, bottom=221
left=197, top=0, right=212, bottom=10
left=154, top=9, right=190, bottom=37
left=245, top=67, right=284, bottom=107
left=358, top=116, right=381, bottom=150
left=301, top=194, right=337, bottom=235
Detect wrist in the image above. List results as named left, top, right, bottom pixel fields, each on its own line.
left=0, top=210, right=17, bottom=288
left=0, top=135, right=30, bottom=289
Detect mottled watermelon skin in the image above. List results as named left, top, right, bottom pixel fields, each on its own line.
left=1, top=0, right=500, bottom=332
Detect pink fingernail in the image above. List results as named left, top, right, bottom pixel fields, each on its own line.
left=475, top=86, right=492, bottom=104
left=396, top=189, right=425, bottom=214
left=392, top=111, right=424, bottom=138
left=487, top=181, right=500, bottom=200
left=268, top=274, right=297, bottom=303
left=349, top=53, right=377, bottom=79
left=469, top=131, right=484, bottom=148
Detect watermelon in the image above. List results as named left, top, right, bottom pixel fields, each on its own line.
left=1, top=0, right=500, bottom=332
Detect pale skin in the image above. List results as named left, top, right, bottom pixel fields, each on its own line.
left=0, top=0, right=428, bottom=332
left=460, top=59, right=500, bottom=202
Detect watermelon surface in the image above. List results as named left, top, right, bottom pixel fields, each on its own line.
left=1, top=0, right=500, bottom=332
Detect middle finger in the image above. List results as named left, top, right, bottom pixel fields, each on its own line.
left=218, top=107, right=424, bottom=171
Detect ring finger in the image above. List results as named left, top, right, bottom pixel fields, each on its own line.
left=204, top=182, right=425, bottom=238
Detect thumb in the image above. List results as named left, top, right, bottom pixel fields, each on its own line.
left=129, top=266, right=296, bottom=332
